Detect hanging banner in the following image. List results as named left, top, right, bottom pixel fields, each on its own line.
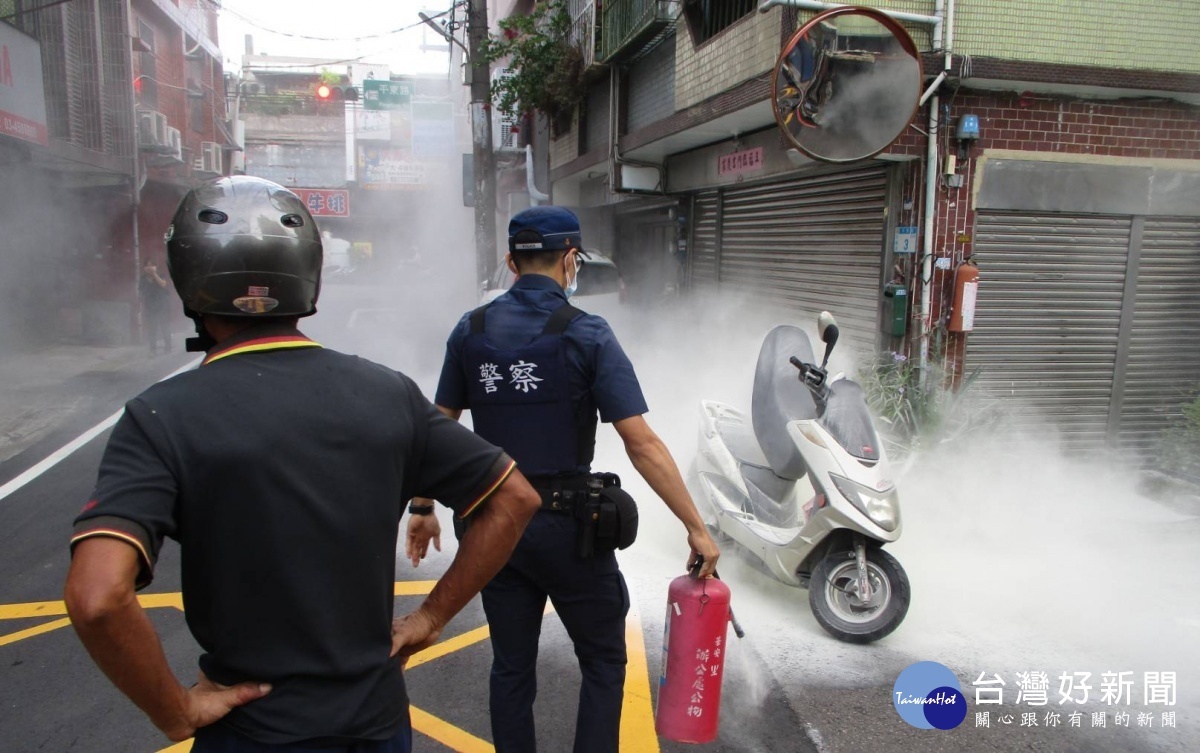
left=717, top=147, right=763, bottom=177
left=0, top=24, right=49, bottom=146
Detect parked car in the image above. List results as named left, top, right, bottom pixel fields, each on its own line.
left=481, top=250, right=625, bottom=311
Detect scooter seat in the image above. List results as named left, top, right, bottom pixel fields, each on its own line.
left=716, top=418, right=771, bottom=469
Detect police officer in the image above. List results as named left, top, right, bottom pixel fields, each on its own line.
left=64, top=176, right=541, bottom=752
left=407, top=205, right=719, bottom=753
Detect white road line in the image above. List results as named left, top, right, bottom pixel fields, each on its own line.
left=0, top=358, right=200, bottom=503
left=804, top=722, right=830, bottom=753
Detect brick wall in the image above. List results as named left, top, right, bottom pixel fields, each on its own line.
left=675, top=7, right=781, bottom=111
left=628, top=36, right=677, bottom=133
left=885, top=90, right=1200, bottom=380
left=550, top=111, right=580, bottom=170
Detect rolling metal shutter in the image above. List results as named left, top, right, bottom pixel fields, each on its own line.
left=967, top=213, right=1132, bottom=452
left=688, top=191, right=720, bottom=288
left=717, top=165, right=889, bottom=348
left=1116, top=218, right=1200, bottom=455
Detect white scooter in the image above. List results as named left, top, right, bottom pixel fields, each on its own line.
left=689, top=313, right=910, bottom=643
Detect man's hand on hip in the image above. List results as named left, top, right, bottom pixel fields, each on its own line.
left=390, top=608, right=443, bottom=663
left=164, top=671, right=271, bottom=742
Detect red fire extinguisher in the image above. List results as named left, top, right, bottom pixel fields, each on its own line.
left=655, top=563, right=743, bottom=743
left=948, top=257, right=979, bottom=332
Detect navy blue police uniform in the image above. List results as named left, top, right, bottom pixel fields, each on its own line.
left=72, top=322, right=516, bottom=752
left=435, top=211, right=648, bottom=753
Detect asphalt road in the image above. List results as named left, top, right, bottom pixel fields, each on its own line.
left=2, top=289, right=1197, bottom=753
left=0, top=344, right=813, bottom=753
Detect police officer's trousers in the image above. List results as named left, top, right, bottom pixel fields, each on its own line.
left=481, top=510, right=630, bottom=753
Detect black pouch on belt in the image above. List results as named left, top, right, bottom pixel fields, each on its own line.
left=576, top=473, right=639, bottom=556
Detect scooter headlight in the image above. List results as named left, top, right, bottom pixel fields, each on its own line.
left=829, top=473, right=899, bottom=532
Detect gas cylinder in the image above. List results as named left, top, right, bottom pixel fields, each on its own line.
left=655, top=573, right=732, bottom=743
left=948, top=258, right=979, bottom=332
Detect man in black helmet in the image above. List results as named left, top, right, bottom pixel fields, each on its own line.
left=63, top=176, right=541, bottom=752
left=407, top=205, right=719, bottom=753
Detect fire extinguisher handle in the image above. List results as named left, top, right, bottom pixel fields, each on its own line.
left=688, top=557, right=747, bottom=638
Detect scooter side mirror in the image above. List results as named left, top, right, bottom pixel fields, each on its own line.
left=818, top=311, right=838, bottom=344
left=817, top=311, right=838, bottom=368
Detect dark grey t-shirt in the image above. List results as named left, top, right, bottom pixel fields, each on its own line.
left=71, top=328, right=513, bottom=745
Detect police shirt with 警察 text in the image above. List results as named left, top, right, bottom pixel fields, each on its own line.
left=70, top=324, right=515, bottom=746
left=435, top=274, right=648, bottom=475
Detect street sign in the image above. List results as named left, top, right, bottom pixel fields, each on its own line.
left=362, top=79, right=412, bottom=111
left=893, top=226, right=918, bottom=255
left=293, top=188, right=350, bottom=217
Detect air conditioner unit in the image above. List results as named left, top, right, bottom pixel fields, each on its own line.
left=153, top=112, right=168, bottom=145
left=200, top=141, right=223, bottom=175
left=136, top=108, right=167, bottom=149
left=164, top=127, right=183, bottom=163
left=492, top=68, right=520, bottom=150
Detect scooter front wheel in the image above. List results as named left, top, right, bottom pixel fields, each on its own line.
left=809, top=548, right=910, bottom=644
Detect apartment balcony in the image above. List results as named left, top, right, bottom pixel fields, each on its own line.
left=600, top=0, right=680, bottom=64
left=566, top=0, right=601, bottom=71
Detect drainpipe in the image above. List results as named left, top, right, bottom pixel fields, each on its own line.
left=609, top=66, right=666, bottom=193
left=526, top=144, right=549, bottom=204
left=919, top=0, right=954, bottom=386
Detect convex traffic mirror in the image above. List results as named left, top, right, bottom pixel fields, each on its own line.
left=772, top=6, right=922, bottom=163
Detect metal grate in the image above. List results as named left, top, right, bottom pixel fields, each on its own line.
left=65, top=0, right=105, bottom=152
left=100, top=0, right=133, bottom=158
left=682, top=0, right=755, bottom=46
left=601, top=0, right=679, bottom=63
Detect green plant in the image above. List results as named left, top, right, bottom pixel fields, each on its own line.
left=858, top=350, right=988, bottom=457
left=482, top=0, right=586, bottom=130
left=1159, top=393, right=1200, bottom=479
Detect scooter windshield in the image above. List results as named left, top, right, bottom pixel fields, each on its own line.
left=819, top=380, right=881, bottom=463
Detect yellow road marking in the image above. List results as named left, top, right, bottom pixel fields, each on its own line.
left=622, top=611, right=660, bottom=753
left=0, top=599, right=67, bottom=619
left=7, top=586, right=662, bottom=752
left=394, top=580, right=438, bottom=596
left=411, top=706, right=495, bottom=752
left=406, top=624, right=491, bottom=670
left=0, top=617, right=72, bottom=647
left=0, top=592, right=184, bottom=620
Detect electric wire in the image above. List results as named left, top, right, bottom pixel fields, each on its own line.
left=202, top=0, right=451, bottom=43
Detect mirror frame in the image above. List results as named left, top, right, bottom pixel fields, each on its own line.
left=771, top=5, right=923, bottom=164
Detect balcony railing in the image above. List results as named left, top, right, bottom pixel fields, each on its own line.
left=600, top=0, right=680, bottom=64
left=566, top=0, right=599, bottom=69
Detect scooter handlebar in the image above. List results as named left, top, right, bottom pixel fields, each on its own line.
left=790, top=356, right=828, bottom=389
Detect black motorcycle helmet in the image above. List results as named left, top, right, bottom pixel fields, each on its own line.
left=166, top=176, right=322, bottom=321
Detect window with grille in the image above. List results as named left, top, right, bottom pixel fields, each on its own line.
left=137, top=20, right=157, bottom=109
left=682, top=0, right=756, bottom=46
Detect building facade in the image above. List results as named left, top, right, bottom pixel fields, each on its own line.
left=508, top=0, right=1200, bottom=459
left=0, top=0, right=228, bottom=347
left=230, top=53, right=472, bottom=278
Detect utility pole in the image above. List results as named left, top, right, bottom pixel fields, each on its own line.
left=467, top=0, right=497, bottom=286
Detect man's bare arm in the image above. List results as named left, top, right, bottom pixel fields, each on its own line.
left=65, top=537, right=270, bottom=741
left=393, top=468, right=540, bottom=655
left=406, top=404, right=465, bottom=567
left=613, top=414, right=720, bottom=576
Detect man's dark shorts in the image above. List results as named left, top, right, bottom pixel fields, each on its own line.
left=193, top=723, right=411, bottom=753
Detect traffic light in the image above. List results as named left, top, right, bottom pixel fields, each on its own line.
left=315, top=83, right=359, bottom=102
